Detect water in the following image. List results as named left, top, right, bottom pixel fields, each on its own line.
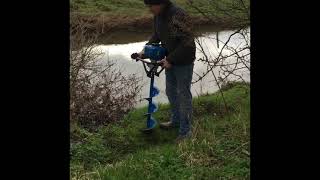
left=95, top=26, right=250, bottom=107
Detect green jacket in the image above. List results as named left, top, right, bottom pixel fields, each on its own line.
left=147, top=2, right=196, bottom=65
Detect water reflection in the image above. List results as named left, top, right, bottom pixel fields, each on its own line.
left=95, top=28, right=250, bottom=107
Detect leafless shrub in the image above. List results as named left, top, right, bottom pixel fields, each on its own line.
left=193, top=27, right=250, bottom=84
left=70, top=19, right=142, bottom=131
left=187, top=0, right=250, bottom=111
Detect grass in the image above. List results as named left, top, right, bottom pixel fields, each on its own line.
left=70, top=82, right=250, bottom=179
left=70, top=0, right=202, bottom=16
left=70, top=0, right=248, bottom=17
left=70, top=0, right=250, bottom=31
left=70, top=0, right=148, bottom=17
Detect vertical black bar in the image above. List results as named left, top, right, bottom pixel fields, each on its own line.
left=147, top=71, right=155, bottom=128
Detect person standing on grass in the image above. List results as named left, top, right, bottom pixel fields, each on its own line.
left=137, top=0, right=196, bottom=142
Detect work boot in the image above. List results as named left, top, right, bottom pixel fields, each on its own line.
left=175, top=132, right=192, bottom=144
left=159, top=121, right=179, bottom=129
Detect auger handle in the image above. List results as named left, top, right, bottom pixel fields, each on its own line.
left=133, top=57, right=163, bottom=66
left=131, top=53, right=165, bottom=77
left=155, top=67, right=165, bottom=77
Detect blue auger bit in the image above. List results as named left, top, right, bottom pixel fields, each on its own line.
left=131, top=44, right=166, bottom=133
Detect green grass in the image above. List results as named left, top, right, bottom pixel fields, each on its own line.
left=70, top=0, right=148, bottom=16
left=70, top=82, right=250, bottom=179
left=70, top=0, right=249, bottom=19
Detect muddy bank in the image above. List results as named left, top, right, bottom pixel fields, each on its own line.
left=71, top=12, right=242, bottom=36
left=97, top=24, right=238, bottom=45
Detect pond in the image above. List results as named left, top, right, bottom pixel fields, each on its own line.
left=95, top=26, right=250, bottom=107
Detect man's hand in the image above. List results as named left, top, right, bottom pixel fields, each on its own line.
left=137, top=52, right=143, bottom=58
left=160, top=58, right=172, bottom=69
left=131, top=52, right=144, bottom=60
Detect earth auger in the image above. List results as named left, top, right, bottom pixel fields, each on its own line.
left=131, top=43, right=167, bottom=133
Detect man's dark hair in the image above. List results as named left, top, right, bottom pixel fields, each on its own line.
left=144, top=0, right=170, bottom=5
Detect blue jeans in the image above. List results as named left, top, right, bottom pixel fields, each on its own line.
left=165, top=63, right=194, bottom=136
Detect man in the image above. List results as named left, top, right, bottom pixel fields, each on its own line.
left=139, top=0, right=196, bottom=142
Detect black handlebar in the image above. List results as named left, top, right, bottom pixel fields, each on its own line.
left=131, top=53, right=164, bottom=78
left=131, top=53, right=140, bottom=59
left=131, top=53, right=164, bottom=66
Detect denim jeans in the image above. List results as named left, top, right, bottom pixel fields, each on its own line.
left=165, top=63, right=194, bottom=136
